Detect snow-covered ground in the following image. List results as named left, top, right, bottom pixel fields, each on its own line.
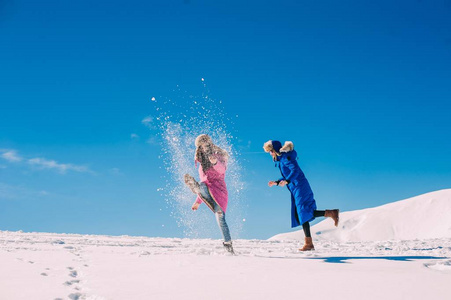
left=1, top=190, right=451, bottom=299
left=1, top=231, right=450, bottom=300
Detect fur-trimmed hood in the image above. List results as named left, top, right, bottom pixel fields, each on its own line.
left=263, top=140, right=277, bottom=153
left=263, top=140, right=294, bottom=153
left=280, top=141, right=294, bottom=153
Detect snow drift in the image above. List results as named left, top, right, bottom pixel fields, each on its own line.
left=270, top=189, right=451, bottom=242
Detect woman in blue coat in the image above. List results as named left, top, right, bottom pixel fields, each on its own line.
left=264, top=140, right=339, bottom=251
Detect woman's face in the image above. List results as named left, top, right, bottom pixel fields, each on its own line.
left=270, top=150, right=277, bottom=159
left=199, top=142, right=211, bottom=153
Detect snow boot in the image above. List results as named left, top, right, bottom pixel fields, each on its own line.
left=325, top=209, right=339, bottom=227
left=223, top=241, right=235, bottom=255
left=184, top=174, right=201, bottom=195
left=299, top=237, right=315, bottom=251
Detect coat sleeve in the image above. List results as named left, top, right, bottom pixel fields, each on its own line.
left=212, top=157, right=226, bottom=174
left=284, top=160, right=300, bottom=182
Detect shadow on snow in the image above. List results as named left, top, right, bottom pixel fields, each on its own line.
left=251, top=255, right=448, bottom=264
left=309, top=256, right=447, bottom=264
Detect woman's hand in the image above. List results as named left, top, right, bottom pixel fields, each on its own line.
left=268, top=180, right=287, bottom=187
left=191, top=202, right=200, bottom=211
left=209, top=156, right=218, bottom=165
left=268, top=181, right=278, bottom=187
left=278, top=180, right=288, bottom=187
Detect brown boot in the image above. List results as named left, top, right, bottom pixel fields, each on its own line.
left=184, top=174, right=201, bottom=195
left=299, top=237, right=315, bottom=251
left=325, top=209, right=339, bottom=227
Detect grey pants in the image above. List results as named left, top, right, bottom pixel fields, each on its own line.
left=199, top=182, right=232, bottom=242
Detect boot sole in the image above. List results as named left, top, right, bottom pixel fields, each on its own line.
left=184, top=174, right=201, bottom=194
left=298, top=248, right=315, bottom=252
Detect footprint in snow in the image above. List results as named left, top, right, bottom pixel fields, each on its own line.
left=69, top=270, right=78, bottom=278
left=63, top=280, right=80, bottom=286
left=68, top=293, right=82, bottom=300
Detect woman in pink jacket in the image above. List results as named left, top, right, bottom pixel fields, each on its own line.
left=184, top=134, right=234, bottom=254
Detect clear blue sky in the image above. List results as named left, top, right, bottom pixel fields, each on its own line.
left=1, top=0, right=450, bottom=239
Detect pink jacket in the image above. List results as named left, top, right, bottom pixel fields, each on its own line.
left=195, top=154, right=229, bottom=213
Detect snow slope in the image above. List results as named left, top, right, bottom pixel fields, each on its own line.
left=270, top=189, right=451, bottom=242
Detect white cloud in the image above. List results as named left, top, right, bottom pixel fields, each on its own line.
left=131, top=133, right=140, bottom=140
left=0, top=150, right=22, bottom=162
left=1, top=148, right=93, bottom=174
left=142, top=116, right=155, bottom=129
left=28, top=157, right=91, bottom=174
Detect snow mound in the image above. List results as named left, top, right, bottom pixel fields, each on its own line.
left=270, top=189, right=451, bottom=242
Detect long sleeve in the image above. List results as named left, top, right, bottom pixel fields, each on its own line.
left=212, top=159, right=226, bottom=174
left=284, top=160, right=300, bottom=182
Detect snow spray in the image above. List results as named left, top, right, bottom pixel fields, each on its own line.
left=147, top=79, right=245, bottom=239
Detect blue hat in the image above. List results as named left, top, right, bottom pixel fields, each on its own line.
left=272, top=140, right=282, bottom=153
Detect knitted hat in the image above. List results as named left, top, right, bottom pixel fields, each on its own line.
left=195, top=134, right=212, bottom=147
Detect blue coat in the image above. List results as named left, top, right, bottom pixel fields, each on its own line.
left=276, top=150, right=317, bottom=227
